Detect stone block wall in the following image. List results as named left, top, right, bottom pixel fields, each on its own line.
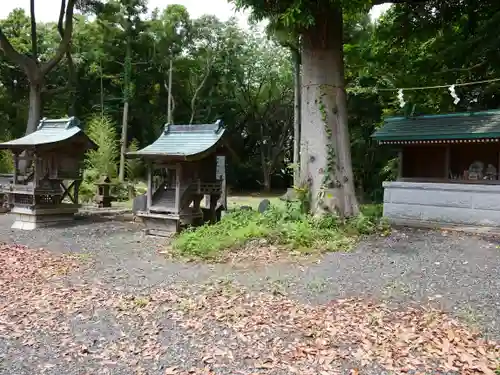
left=383, top=181, right=500, bottom=227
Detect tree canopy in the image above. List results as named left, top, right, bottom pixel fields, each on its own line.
left=0, top=0, right=498, bottom=202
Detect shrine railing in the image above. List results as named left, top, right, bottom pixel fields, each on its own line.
left=193, top=179, right=222, bottom=195
left=2, top=184, right=63, bottom=195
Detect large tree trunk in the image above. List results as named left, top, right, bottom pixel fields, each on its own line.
left=300, top=6, right=359, bottom=217
left=0, top=0, right=75, bottom=135
left=119, top=34, right=132, bottom=183
left=57, top=3, right=77, bottom=117
left=27, top=81, right=42, bottom=134
left=263, top=171, right=271, bottom=192
left=66, top=52, right=77, bottom=117
left=292, top=48, right=301, bottom=187
left=19, top=77, right=42, bottom=173
left=119, top=100, right=129, bottom=182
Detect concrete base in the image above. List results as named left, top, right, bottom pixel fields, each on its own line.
left=139, top=213, right=180, bottom=236
left=383, top=181, right=500, bottom=227
left=10, top=205, right=80, bottom=230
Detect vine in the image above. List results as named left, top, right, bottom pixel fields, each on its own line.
left=316, top=85, right=338, bottom=211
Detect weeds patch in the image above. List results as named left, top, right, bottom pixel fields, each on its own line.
left=171, top=203, right=389, bottom=261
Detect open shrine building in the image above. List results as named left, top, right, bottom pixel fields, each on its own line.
left=373, top=110, right=500, bottom=227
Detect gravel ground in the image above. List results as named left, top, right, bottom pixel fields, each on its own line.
left=0, top=214, right=499, bottom=374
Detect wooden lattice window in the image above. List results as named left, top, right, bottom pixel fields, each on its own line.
left=36, top=194, right=59, bottom=205
left=14, top=194, right=34, bottom=205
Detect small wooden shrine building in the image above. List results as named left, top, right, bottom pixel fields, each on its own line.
left=127, top=120, right=227, bottom=234
left=0, top=117, right=96, bottom=230
left=372, top=110, right=500, bottom=227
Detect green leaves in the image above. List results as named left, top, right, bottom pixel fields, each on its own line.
left=85, top=115, right=120, bottom=178
left=125, top=138, right=143, bottom=182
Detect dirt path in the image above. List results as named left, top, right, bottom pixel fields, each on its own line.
left=0, top=215, right=498, bottom=374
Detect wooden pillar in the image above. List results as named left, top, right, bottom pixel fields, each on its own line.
left=218, top=156, right=227, bottom=209
left=74, top=180, right=80, bottom=205
left=209, top=194, right=217, bottom=223
left=444, top=145, right=451, bottom=179
left=397, top=149, right=403, bottom=180
left=193, top=195, right=202, bottom=213
left=146, top=162, right=153, bottom=210
left=32, top=153, right=38, bottom=188
left=13, top=152, right=18, bottom=184
left=497, top=151, right=500, bottom=180
left=174, top=164, right=181, bottom=214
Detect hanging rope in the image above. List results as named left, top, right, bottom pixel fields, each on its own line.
left=374, top=77, right=500, bottom=91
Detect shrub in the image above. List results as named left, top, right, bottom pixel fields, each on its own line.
left=360, top=203, right=383, bottom=219
left=171, top=202, right=388, bottom=260
left=79, top=169, right=99, bottom=202
left=85, top=115, right=119, bottom=178
left=125, top=138, right=144, bottom=182
left=79, top=116, right=120, bottom=203
left=172, top=210, right=270, bottom=259
left=0, top=130, right=14, bottom=173
left=111, top=183, right=129, bottom=201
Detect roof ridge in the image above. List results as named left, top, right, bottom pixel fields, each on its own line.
left=385, top=109, right=500, bottom=122
left=131, top=120, right=226, bottom=158
left=37, top=116, right=80, bottom=131
left=373, top=110, right=500, bottom=142
left=163, top=120, right=224, bottom=134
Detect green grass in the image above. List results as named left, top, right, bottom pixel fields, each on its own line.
left=171, top=201, right=388, bottom=260
left=227, top=193, right=284, bottom=210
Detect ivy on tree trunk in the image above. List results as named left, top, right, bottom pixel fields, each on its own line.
left=300, top=6, right=359, bottom=217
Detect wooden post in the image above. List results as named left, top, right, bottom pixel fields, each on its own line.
left=444, top=145, right=451, bottom=179
left=497, top=151, right=500, bottom=180
left=209, top=194, right=217, bottom=223
left=74, top=180, right=80, bottom=205
left=174, top=164, right=181, bottom=214
left=397, top=149, right=403, bottom=180
left=32, top=153, right=38, bottom=188
left=146, top=162, right=153, bottom=210
left=217, top=156, right=227, bottom=209
left=13, top=152, right=18, bottom=184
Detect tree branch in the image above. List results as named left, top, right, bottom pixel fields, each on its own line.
left=434, top=61, right=487, bottom=74
left=57, top=0, right=66, bottom=36
left=57, top=0, right=77, bottom=115
left=189, top=54, right=213, bottom=124
left=30, top=0, right=37, bottom=62
left=272, top=118, right=292, bottom=169
left=163, top=80, right=176, bottom=118
left=0, top=28, right=34, bottom=74
left=41, top=0, right=75, bottom=75
left=42, top=85, right=70, bottom=95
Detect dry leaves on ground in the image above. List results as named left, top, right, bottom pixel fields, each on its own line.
left=152, top=283, right=499, bottom=375
left=0, top=244, right=498, bottom=375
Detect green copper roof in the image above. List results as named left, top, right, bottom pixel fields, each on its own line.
left=372, top=110, right=500, bottom=141
left=0, top=117, right=96, bottom=150
left=128, top=120, right=225, bottom=158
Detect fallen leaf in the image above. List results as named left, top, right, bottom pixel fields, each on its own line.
left=164, top=367, right=178, bottom=375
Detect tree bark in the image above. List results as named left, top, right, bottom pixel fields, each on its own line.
left=189, top=55, right=212, bottom=124
left=119, top=100, right=129, bottom=182
left=263, top=170, right=271, bottom=192
left=119, top=33, right=132, bottom=183
left=30, top=0, right=37, bottom=61
left=300, top=6, right=359, bottom=217
left=292, top=48, right=301, bottom=187
left=57, top=0, right=77, bottom=116
left=0, top=0, right=75, bottom=136
left=167, top=57, right=173, bottom=124
left=27, top=82, right=42, bottom=134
